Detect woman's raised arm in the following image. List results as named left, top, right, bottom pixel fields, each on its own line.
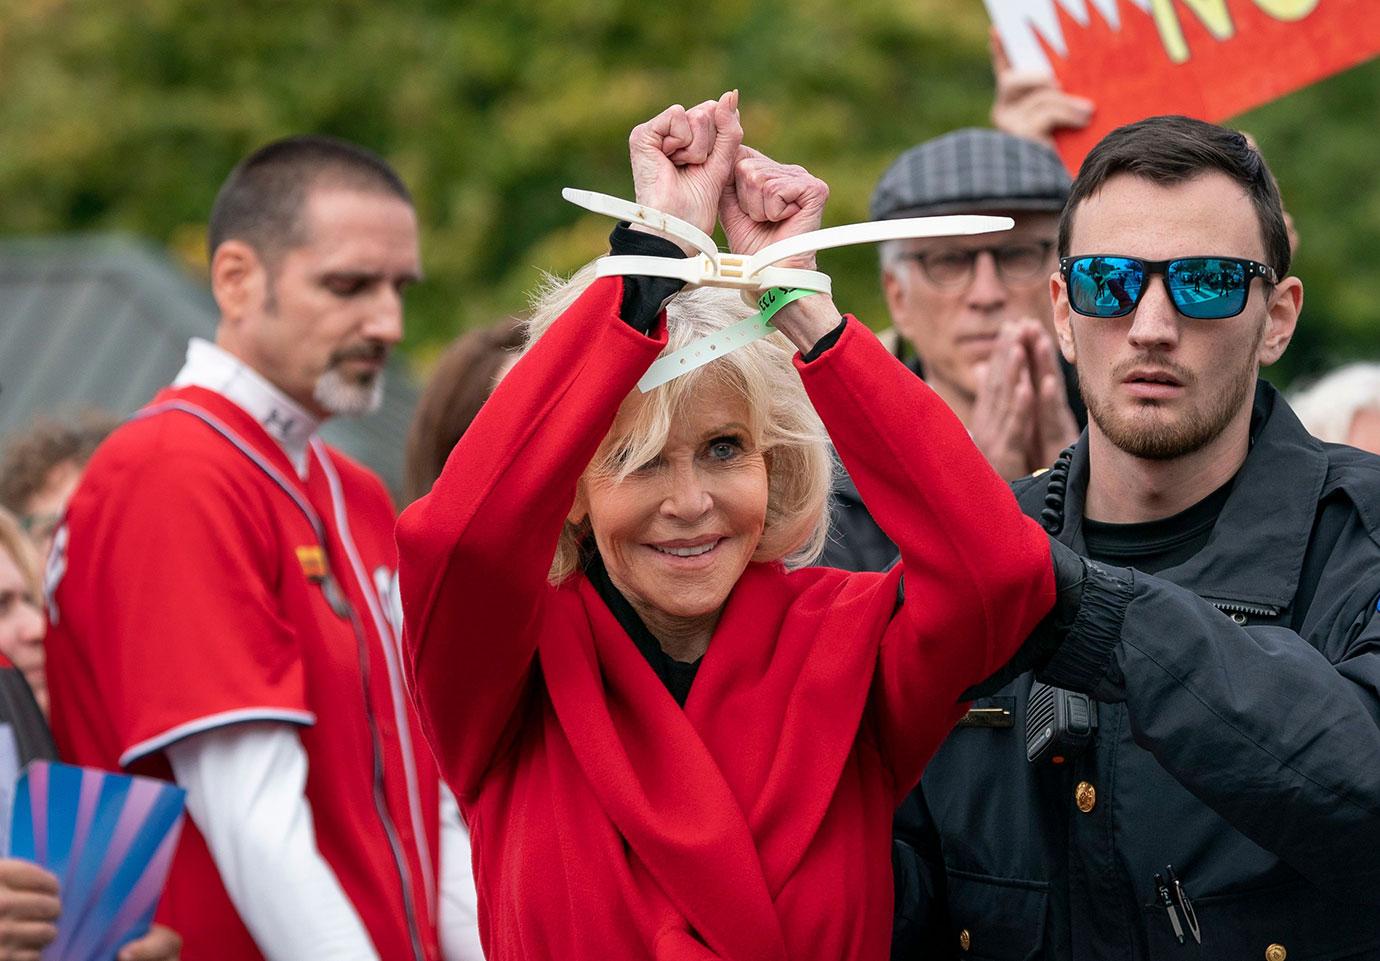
left=397, top=278, right=663, bottom=799
left=794, top=321, right=1055, bottom=795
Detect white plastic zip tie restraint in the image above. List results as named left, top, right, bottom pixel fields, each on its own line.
left=562, top=188, right=1014, bottom=390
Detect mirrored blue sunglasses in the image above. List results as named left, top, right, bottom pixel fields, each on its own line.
left=1060, top=255, right=1278, bottom=320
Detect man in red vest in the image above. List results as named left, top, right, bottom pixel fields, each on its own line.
left=45, top=136, right=482, bottom=961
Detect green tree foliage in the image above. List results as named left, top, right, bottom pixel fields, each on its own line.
left=0, top=0, right=1372, bottom=382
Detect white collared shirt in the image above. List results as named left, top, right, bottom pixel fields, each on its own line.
left=174, top=338, right=320, bottom=478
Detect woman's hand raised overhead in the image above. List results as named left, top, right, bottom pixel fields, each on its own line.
left=718, top=145, right=829, bottom=270
left=628, top=90, right=742, bottom=251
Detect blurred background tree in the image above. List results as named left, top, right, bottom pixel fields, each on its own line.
left=0, top=0, right=1372, bottom=383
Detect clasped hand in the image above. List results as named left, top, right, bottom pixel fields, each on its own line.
left=628, top=90, right=828, bottom=272
left=970, top=319, right=1080, bottom=479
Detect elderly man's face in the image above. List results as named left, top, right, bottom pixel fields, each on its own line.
left=882, top=211, right=1058, bottom=413
left=1053, top=172, right=1298, bottom=460
left=574, top=379, right=768, bottom=640
left=233, top=186, right=421, bottom=420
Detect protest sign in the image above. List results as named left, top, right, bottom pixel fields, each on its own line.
left=984, top=0, right=1380, bottom=168
left=8, top=761, right=185, bottom=961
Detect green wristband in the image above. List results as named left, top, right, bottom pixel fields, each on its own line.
left=636, top=287, right=820, bottom=393
left=756, top=286, right=817, bottom=318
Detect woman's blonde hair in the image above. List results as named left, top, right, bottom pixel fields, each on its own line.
left=525, top=262, right=833, bottom=584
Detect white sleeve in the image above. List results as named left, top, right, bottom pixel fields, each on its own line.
left=438, top=784, right=486, bottom=961
left=165, top=722, right=381, bottom=961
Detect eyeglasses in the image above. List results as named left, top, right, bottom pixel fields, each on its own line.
left=903, top=241, right=1055, bottom=288
left=1060, top=255, right=1278, bottom=320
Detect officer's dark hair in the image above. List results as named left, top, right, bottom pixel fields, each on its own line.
left=207, top=134, right=412, bottom=266
left=1058, top=115, right=1290, bottom=278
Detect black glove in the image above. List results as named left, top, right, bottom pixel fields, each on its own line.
left=1036, top=539, right=1135, bottom=701
left=960, top=535, right=1131, bottom=700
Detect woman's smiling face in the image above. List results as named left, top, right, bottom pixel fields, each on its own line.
left=576, top=378, right=769, bottom=633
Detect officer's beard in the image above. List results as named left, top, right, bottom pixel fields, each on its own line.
left=1080, top=328, right=1261, bottom=461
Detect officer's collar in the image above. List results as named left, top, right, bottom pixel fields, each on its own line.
left=1059, top=380, right=1326, bottom=609
left=174, top=338, right=321, bottom=479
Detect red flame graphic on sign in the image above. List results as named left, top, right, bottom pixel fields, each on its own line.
left=1045, top=0, right=1380, bottom=170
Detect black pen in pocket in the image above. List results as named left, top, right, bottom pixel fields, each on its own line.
left=1165, top=864, right=1201, bottom=945
left=1153, top=872, right=1185, bottom=944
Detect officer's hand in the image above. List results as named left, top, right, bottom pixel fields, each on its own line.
left=1024, top=321, right=1080, bottom=469
left=0, top=858, right=60, bottom=961
left=718, top=145, right=829, bottom=269
left=628, top=90, right=742, bottom=252
left=118, top=923, right=182, bottom=961
left=970, top=322, right=1038, bottom=480
left=989, top=28, right=1093, bottom=147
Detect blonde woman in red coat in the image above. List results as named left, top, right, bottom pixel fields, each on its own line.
left=398, top=93, right=1061, bottom=961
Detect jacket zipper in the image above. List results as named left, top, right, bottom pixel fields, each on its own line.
left=1206, top=599, right=1280, bottom=624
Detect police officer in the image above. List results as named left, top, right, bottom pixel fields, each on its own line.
left=893, top=115, right=1380, bottom=958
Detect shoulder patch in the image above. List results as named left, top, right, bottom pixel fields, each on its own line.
left=295, top=545, right=328, bottom=582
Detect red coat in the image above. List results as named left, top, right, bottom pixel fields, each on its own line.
left=398, top=278, right=1054, bottom=961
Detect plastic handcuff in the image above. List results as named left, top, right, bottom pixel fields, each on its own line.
left=564, top=187, right=1013, bottom=390
left=563, top=187, right=1014, bottom=294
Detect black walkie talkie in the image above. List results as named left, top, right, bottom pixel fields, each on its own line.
left=1026, top=681, right=1098, bottom=764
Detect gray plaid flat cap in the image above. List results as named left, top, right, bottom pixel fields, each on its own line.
left=870, top=128, right=1071, bottom=220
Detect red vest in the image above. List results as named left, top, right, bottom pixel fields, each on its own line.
left=47, top=386, right=442, bottom=961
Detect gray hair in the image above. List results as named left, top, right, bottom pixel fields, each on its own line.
left=523, top=262, right=833, bottom=585
left=1291, top=362, right=1380, bottom=444
left=877, top=238, right=909, bottom=272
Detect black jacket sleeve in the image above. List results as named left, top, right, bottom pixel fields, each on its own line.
left=1038, top=567, right=1380, bottom=900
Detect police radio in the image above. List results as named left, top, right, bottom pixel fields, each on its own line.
left=1026, top=681, right=1098, bottom=764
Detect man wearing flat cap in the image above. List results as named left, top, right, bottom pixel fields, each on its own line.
left=822, top=129, right=1084, bottom=572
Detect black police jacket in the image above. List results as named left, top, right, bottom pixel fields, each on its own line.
left=892, top=381, right=1380, bottom=961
